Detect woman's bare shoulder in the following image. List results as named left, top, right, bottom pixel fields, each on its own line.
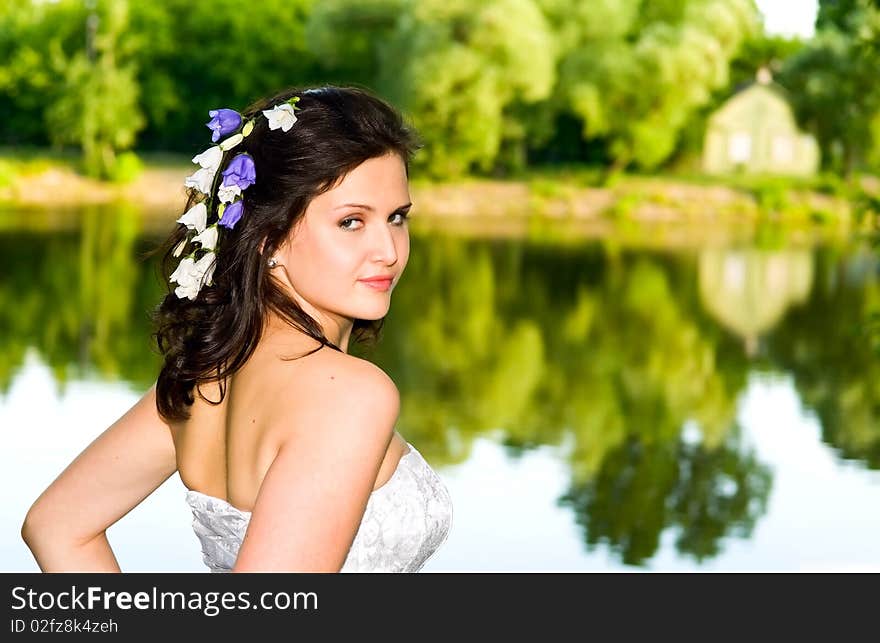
left=232, top=350, right=402, bottom=571
left=307, top=348, right=396, bottom=383
left=266, top=348, right=400, bottom=440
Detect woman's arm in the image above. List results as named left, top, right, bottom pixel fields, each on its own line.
left=21, top=384, right=178, bottom=572
left=232, top=359, right=400, bottom=572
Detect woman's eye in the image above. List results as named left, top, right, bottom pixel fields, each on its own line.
left=339, top=212, right=409, bottom=230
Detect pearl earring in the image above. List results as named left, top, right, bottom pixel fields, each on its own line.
left=267, top=257, right=277, bottom=268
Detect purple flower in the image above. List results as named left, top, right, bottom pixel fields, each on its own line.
left=219, top=199, right=244, bottom=229
left=221, top=153, right=256, bottom=190
left=206, top=108, right=242, bottom=143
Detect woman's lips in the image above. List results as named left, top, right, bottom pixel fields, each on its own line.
left=358, top=278, right=393, bottom=292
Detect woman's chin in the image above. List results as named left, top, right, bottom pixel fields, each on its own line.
left=358, top=309, right=390, bottom=322
left=352, top=303, right=391, bottom=321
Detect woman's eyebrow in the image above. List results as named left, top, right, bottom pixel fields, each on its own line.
left=334, top=202, right=412, bottom=212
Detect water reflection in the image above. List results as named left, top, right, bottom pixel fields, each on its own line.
left=766, top=248, right=880, bottom=469
left=0, top=206, right=163, bottom=394
left=699, top=248, right=814, bottom=356
left=1, top=206, right=878, bottom=570
left=558, top=429, right=772, bottom=566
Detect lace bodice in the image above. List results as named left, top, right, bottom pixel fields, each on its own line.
left=185, top=442, right=453, bottom=572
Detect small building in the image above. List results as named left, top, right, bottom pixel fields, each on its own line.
left=702, top=68, right=819, bottom=176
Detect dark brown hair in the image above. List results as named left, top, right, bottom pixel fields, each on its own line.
left=150, top=85, right=421, bottom=422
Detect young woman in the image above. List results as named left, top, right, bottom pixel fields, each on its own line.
left=21, top=85, right=453, bottom=572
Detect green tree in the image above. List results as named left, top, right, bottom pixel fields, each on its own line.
left=130, top=0, right=318, bottom=151
left=0, top=0, right=88, bottom=145
left=816, top=0, right=867, bottom=30
left=778, top=0, right=880, bottom=174
left=306, top=0, right=406, bottom=86
left=0, top=0, right=771, bottom=178
left=530, top=0, right=758, bottom=173
left=309, top=0, right=557, bottom=177
left=44, top=0, right=144, bottom=179
left=388, top=1, right=556, bottom=174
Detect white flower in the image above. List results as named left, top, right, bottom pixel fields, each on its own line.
left=217, top=183, right=241, bottom=203
left=262, top=103, right=297, bottom=132
left=184, top=167, right=216, bottom=194
left=170, top=252, right=216, bottom=300
left=219, top=133, right=243, bottom=151
left=174, top=279, right=201, bottom=300
left=192, top=224, right=218, bottom=251
left=199, top=252, right=217, bottom=286
left=192, top=146, right=223, bottom=172
left=169, top=256, right=193, bottom=284
left=176, top=202, right=207, bottom=233
left=172, top=238, right=187, bottom=257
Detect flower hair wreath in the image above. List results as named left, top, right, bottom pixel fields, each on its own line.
left=169, top=97, right=301, bottom=300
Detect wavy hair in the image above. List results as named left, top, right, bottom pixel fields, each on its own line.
left=150, top=85, right=421, bottom=422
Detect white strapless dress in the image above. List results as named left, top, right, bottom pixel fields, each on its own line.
left=185, top=442, right=453, bottom=572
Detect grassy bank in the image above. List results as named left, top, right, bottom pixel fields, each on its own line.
left=1, top=149, right=877, bottom=236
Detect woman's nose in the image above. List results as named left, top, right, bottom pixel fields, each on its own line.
left=370, top=222, right=400, bottom=265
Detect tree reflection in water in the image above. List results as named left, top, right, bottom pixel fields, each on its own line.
left=559, top=430, right=772, bottom=566
left=1, top=214, right=877, bottom=567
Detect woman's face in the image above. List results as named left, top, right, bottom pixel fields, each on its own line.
left=273, top=152, right=411, bottom=337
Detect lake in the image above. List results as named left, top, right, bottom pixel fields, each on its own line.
left=2, top=205, right=879, bottom=571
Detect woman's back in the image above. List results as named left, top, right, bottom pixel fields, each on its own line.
left=171, top=333, right=453, bottom=572
left=170, top=335, right=413, bottom=515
